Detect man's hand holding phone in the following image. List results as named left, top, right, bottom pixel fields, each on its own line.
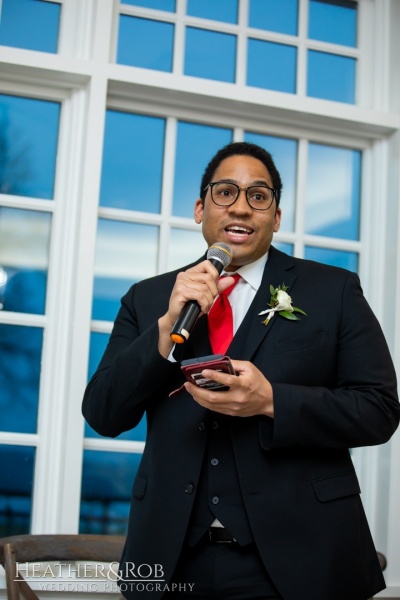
left=182, top=354, right=275, bottom=418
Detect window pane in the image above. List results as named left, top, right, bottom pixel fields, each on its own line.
left=249, top=0, right=298, bottom=35
left=187, top=0, right=238, bottom=24
left=307, top=51, right=356, bottom=104
left=85, top=332, right=147, bottom=442
left=247, top=40, right=297, bottom=93
left=122, top=0, right=176, bottom=11
left=309, top=0, right=357, bottom=47
left=0, top=95, right=60, bottom=199
left=304, top=246, right=358, bottom=272
left=172, top=122, right=232, bottom=218
left=117, top=16, right=174, bottom=72
left=168, top=229, right=206, bottom=271
left=245, top=132, right=297, bottom=233
left=184, top=27, right=236, bottom=83
left=100, top=111, right=166, bottom=213
left=0, top=208, right=51, bottom=315
left=0, top=0, right=60, bottom=53
left=0, top=324, right=42, bottom=433
left=92, top=220, right=159, bottom=321
left=305, top=144, right=361, bottom=240
left=273, top=241, right=293, bottom=255
left=0, top=445, right=35, bottom=535
left=80, top=450, right=142, bottom=535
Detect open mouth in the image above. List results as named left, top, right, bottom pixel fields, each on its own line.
left=224, top=225, right=254, bottom=238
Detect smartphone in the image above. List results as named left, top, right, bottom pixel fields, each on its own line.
left=181, top=354, right=236, bottom=391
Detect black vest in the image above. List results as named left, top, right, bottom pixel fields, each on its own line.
left=186, top=413, right=254, bottom=546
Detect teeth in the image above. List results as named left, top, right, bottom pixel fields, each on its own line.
left=226, top=226, right=252, bottom=234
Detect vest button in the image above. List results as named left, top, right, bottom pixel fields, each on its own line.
left=211, top=421, right=219, bottom=430
left=184, top=483, right=194, bottom=494
left=198, top=422, right=206, bottom=432
left=212, top=496, right=220, bottom=505
left=211, top=458, right=219, bottom=466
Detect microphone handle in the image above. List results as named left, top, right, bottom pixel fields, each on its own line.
left=169, top=257, right=225, bottom=344
left=170, top=301, right=201, bottom=344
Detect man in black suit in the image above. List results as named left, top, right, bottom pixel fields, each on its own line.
left=82, top=142, right=399, bottom=599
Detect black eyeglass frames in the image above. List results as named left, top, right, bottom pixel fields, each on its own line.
left=204, top=181, right=277, bottom=211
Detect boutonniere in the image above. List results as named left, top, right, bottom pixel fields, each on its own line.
left=259, top=284, right=307, bottom=325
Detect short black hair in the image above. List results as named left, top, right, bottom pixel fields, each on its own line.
left=199, top=141, right=283, bottom=208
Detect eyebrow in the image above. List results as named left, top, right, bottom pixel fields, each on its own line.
left=215, top=178, right=271, bottom=186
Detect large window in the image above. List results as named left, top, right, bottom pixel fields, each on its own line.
left=0, top=93, right=60, bottom=535
left=0, top=1, right=399, bottom=595
left=117, top=0, right=358, bottom=103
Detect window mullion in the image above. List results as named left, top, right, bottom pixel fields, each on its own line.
left=296, top=0, right=309, bottom=98
left=159, top=117, right=178, bottom=274
left=293, top=138, right=308, bottom=258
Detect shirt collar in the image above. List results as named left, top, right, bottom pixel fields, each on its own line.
left=223, top=252, right=268, bottom=292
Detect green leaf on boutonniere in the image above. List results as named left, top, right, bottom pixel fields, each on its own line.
left=279, top=310, right=300, bottom=320
left=293, top=306, right=307, bottom=316
left=259, top=284, right=307, bottom=325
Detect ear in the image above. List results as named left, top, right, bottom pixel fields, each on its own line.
left=194, top=199, right=204, bottom=224
left=273, top=208, right=282, bottom=232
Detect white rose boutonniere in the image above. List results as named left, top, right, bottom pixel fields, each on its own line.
left=259, top=284, right=307, bottom=326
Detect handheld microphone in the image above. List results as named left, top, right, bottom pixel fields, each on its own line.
left=170, top=242, right=233, bottom=344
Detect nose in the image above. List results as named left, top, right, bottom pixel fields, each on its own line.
left=228, top=188, right=252, bottom=214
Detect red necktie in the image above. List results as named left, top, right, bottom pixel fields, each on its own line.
left=208, top=274, right=241, bottom=355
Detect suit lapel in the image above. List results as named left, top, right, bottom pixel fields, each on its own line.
left=188, top=314, right=212, bottom=357
left=228, top=247, right=297, bottom=361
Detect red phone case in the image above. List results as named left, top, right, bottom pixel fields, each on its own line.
left=181, top=354, right=235, bottom=391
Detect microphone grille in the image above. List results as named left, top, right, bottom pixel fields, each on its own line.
left=207, top=242, right=233, bottom=269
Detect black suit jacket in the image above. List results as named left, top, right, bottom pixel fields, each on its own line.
left=82, top=247, right=399, bottom=600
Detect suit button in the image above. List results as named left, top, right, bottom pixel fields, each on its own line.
left=212, top=496, right=220, bottom=505
left=211, top=458, right=219, bottom=466
left=185, top=483, right=194, bottom=494
left=198, top=422, right=206, bottom=432
left=211, top=421, right=219, bottom=430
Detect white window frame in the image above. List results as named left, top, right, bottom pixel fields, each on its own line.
left=0, top=0, right=399, bottom=597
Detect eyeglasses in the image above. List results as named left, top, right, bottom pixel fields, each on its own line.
left=204, top=181, right=277, bottom=211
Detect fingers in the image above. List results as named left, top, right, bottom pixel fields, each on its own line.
left=173, top=262, right=236, bottom=314
left=184, top=361, right=274, bottom=418
left=185, top=379, right=241, bottom=416
left=169, top=260, right=222, bottom=319
left=217, top=275, right=236, bottom=294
